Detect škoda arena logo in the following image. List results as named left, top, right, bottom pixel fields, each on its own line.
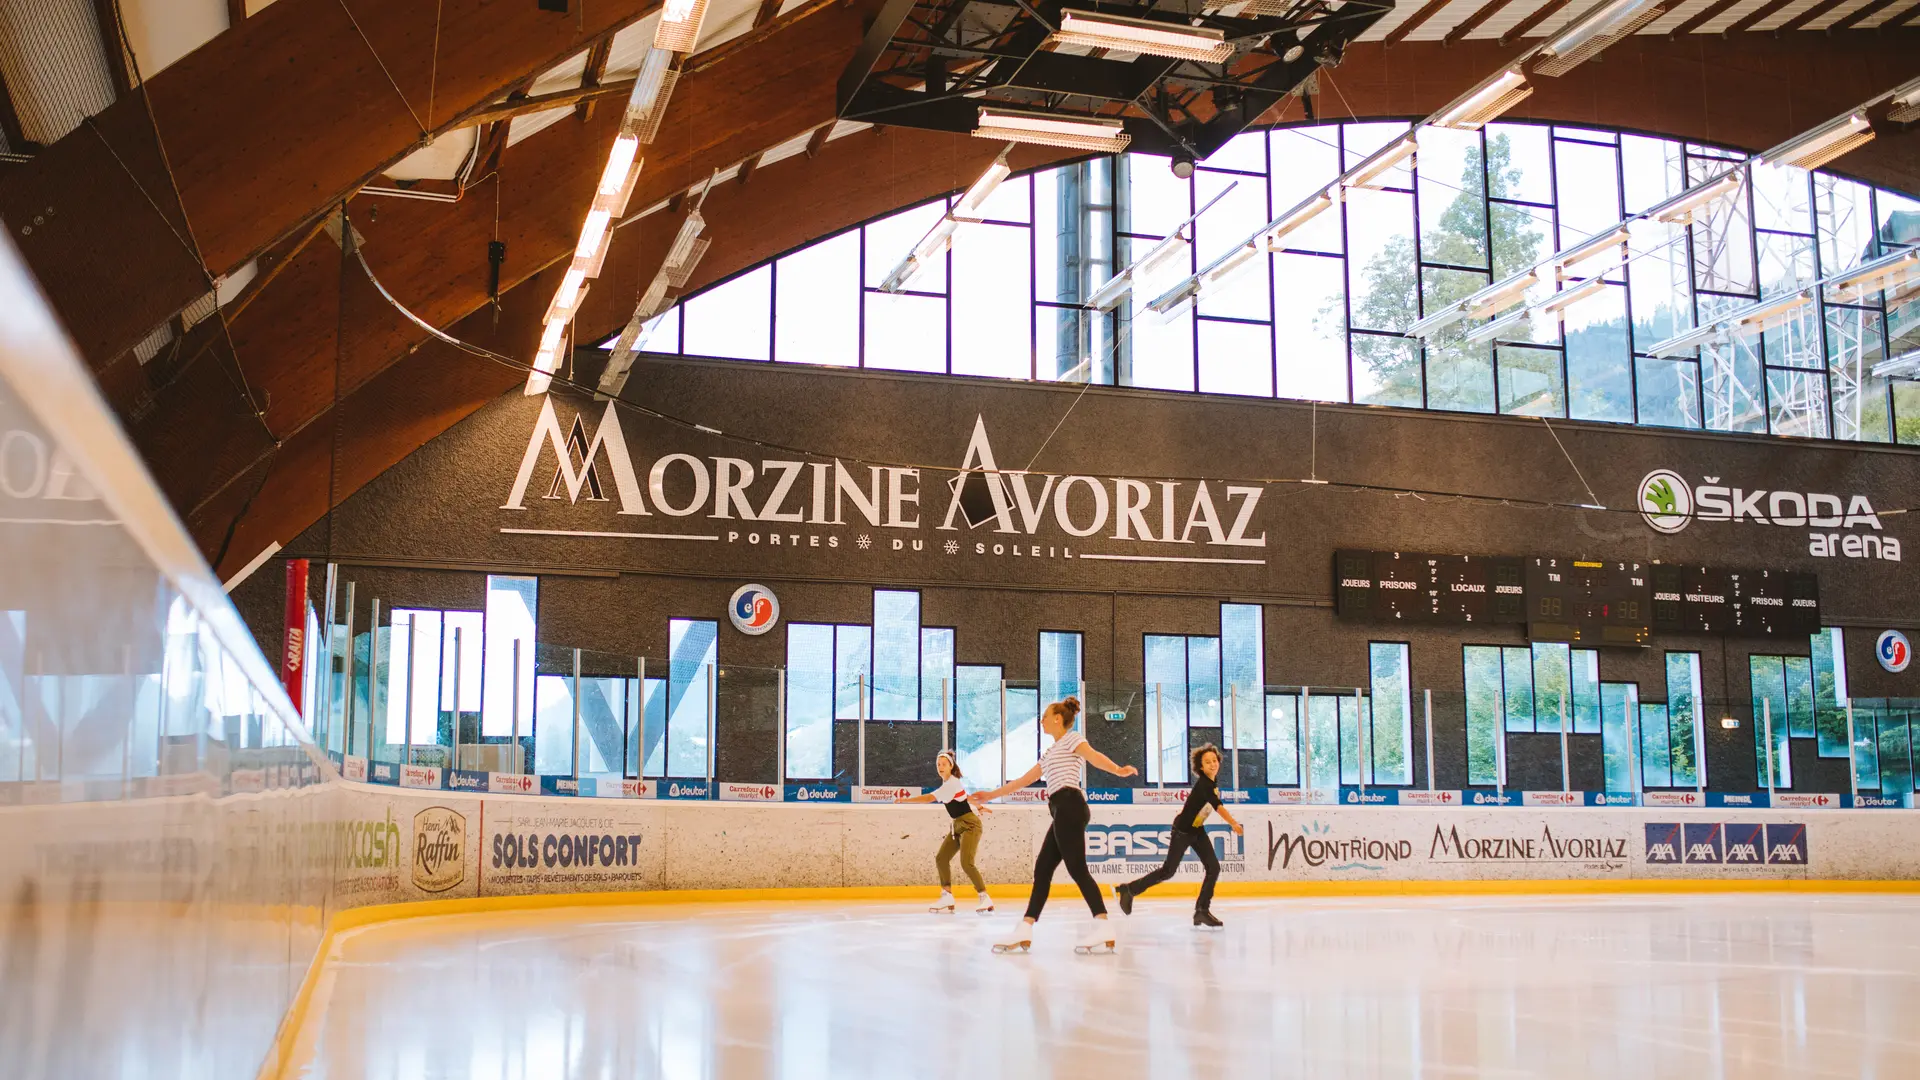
left=1638, top=470, right=1692, bottom=534
left=1637, top=469, right=1898, bottom=561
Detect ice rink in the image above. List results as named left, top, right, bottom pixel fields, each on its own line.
left=287, top=890, right=1920, bottom=1078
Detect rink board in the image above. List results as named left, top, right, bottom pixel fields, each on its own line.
left=316, top=784, right=1917, bottom=906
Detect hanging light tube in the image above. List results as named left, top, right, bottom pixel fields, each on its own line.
left=662, top=212, right=707, bottom=272
left=1464, top=307, right=1531, bottom=346
left=1649, top=171, right=1743, bottom=225
left=574, top=209, right=612, bottom=261
left=1732, top=289, right=1813, bottom=331
left=655, top=0, right=711, bottom=53
left=1258, top=189, right=1336, bottom=251
left=1757, top=112, right=1874, bottom=171
left=1146, top=276, right=1200, bottom=315
left=1084, top=181, right=1237, bottom=310
left=1342, top=134, right=1416, bottom=189
left=1531, top=0, right=1667, bottom=78
left=953, top=150, right=1012, bottom=220
left=1052, top=9, right=1234, bottom=64
left=599, top=136, right=641, bottom=196
left=1199, top=242, right=1261, bottom=294
left=1871, top=348, right=1920, bottom=381
left=1430, top=70, right=1533, bottom=131
left=1825, top=248, right=1920, bottom=305
left=974, top=108, right=1130, bottom=153
left=1467, top=270, right=1541, bottom=317
left=1534, top=276, right=1607, bottom=315
left=1891, top=79, right=1920, bottom=124
left=543, top=267, right=589, bottom=325
left=1645, top=322, right=1725, bottom=359
left=1552, top=226, right=1631, bottom=278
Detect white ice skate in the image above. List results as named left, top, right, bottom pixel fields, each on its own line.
left=929, top=892, right=956, bottom=914
left=1073, top=921, right=1116, bottom=955
left=992, top=923, right=1033, bottom=953
left=975, top=894, right=995, bottom=915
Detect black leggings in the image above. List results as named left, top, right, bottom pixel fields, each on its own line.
left=1024, top=788, right=1107, bottom=921
left=1124, top=826, right=1220, bottom=911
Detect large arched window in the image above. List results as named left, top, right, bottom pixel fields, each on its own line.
left=623, top=120, right=1920, bottom=444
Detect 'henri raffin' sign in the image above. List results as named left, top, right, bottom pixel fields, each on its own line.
left=498, top=395, right=1269, bottom=570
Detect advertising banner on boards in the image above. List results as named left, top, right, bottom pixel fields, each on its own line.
left=481, top=801, right=655, bottom=896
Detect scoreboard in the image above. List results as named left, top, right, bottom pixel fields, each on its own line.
left=1333, top=551, right=1525, bottom=625
left=1524, top=558, right=1651, bottom=647
left=1335, top=549, right=1818, bottom=644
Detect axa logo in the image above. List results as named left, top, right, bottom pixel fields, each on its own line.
left=728, top=584, right=779, bottom=635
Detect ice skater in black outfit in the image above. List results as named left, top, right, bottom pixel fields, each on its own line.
left=968, top=697, right=1138, bottom=954
left=1112, top=743, right=1244, bottom=928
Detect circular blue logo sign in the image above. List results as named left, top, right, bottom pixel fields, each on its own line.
left=1877, top=629, right=1910, bottom=673
left=729, top=584, right=779, bottom=635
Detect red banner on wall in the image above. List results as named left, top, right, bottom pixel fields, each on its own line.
left=283, top=558, right=309, bottom=714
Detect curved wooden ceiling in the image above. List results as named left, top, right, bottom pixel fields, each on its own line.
left=0, top=0, right=1915, bottom=579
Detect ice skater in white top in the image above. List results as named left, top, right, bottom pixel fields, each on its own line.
left=896, top=749, right=993, bottom=914
left=968, top=697, right=1137, bottom=954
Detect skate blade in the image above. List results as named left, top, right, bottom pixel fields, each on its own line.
left=929, top=906, right=956, bottom=914
left=991, top=941, right=1031, bottom=954
left=975, top=907, right=994, bottom=915
left=1073, top=942, right=1116, bottom=955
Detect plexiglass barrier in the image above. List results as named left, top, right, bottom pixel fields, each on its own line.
left=303, top=587, right=1912, bottom=809
left=0, top=236, right=333, bottom=1079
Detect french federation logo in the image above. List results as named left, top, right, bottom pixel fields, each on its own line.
left=1878, top=629, right=1911, bottom=673
left=728, top=584, right=780, bottom=635
left=1639, top=469, right=1692, bottom=534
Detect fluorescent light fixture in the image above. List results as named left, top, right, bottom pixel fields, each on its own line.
left=1087, top=269, right=1133, bottom=311
left=599, top=136, right=640, bottom=196
left=663, top=211, right=706, bottom=270
left=1552, top=226, right=1631, bottom=277
left=1825, top=248, right=1920, bottom=305
left=1342, top=135, right=1415, bottom=189
left=655, top=0, right=710, bottom=53
left=1532, top=0, right=1667, bottom=78
left=1407, top=302, right=1469, bottom=340
left=1431, top=70, right=1533, bottom=131
left=1758, top=112, right=1874, bottom=171
left=1649, top=171, right=1742, bottom=225
left=913, top=217, right=960, bottom=265
left=1535, top=276, right=1607, bottom=315
left=1871, top=348, right=1920, bottom=381
left=1732, top=289, right=1813, bottom=331
left=1146, top=276, right=1200, bottom=315
left=1646, top=322, right=1723, bottom=358
left=1052, top=9, right=1233, bottom=64
left=1199, top=243, right=1260, bottom=293
left=974, top=108, right=1130, bottom=153
left=953, top=152, right=1011, bottom=219
left=880, top=255, right=921, bottom=294
left=1891, top=78, right=1920, bottom=124
left=1257, top=190, right=1335, bottom=250
left=1465, top=307, right=1530, bottom=345
left=625, top=49, right=679, bottom=144
left=550, top=267, right=586, bottom=315
left=574, top=209, right=612, bottom=260
left=539, top=318, right=567, bottom=354
left=1467, top=270, right=1541, bottom=318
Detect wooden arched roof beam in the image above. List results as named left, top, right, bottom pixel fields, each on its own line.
left=0, top=0, right=658, bottom=375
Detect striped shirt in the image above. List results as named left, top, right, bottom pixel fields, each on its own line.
left=1041, top=730, right=1087, bottom=796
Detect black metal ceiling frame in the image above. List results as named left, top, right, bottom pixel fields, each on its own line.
left=837, top=0, right=1393, bottom=159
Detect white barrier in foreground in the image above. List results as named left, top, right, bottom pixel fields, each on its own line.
left=330, top=785, right=1920, bottom=908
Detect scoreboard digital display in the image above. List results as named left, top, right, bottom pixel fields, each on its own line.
left=1524, top=557, right=1651, bottom=647
left=1334, top=550, right=1526, bottom=625
left=1729, top=568, right=1822, bottom=638
left=1336, top=549, right=1818, bottom=645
